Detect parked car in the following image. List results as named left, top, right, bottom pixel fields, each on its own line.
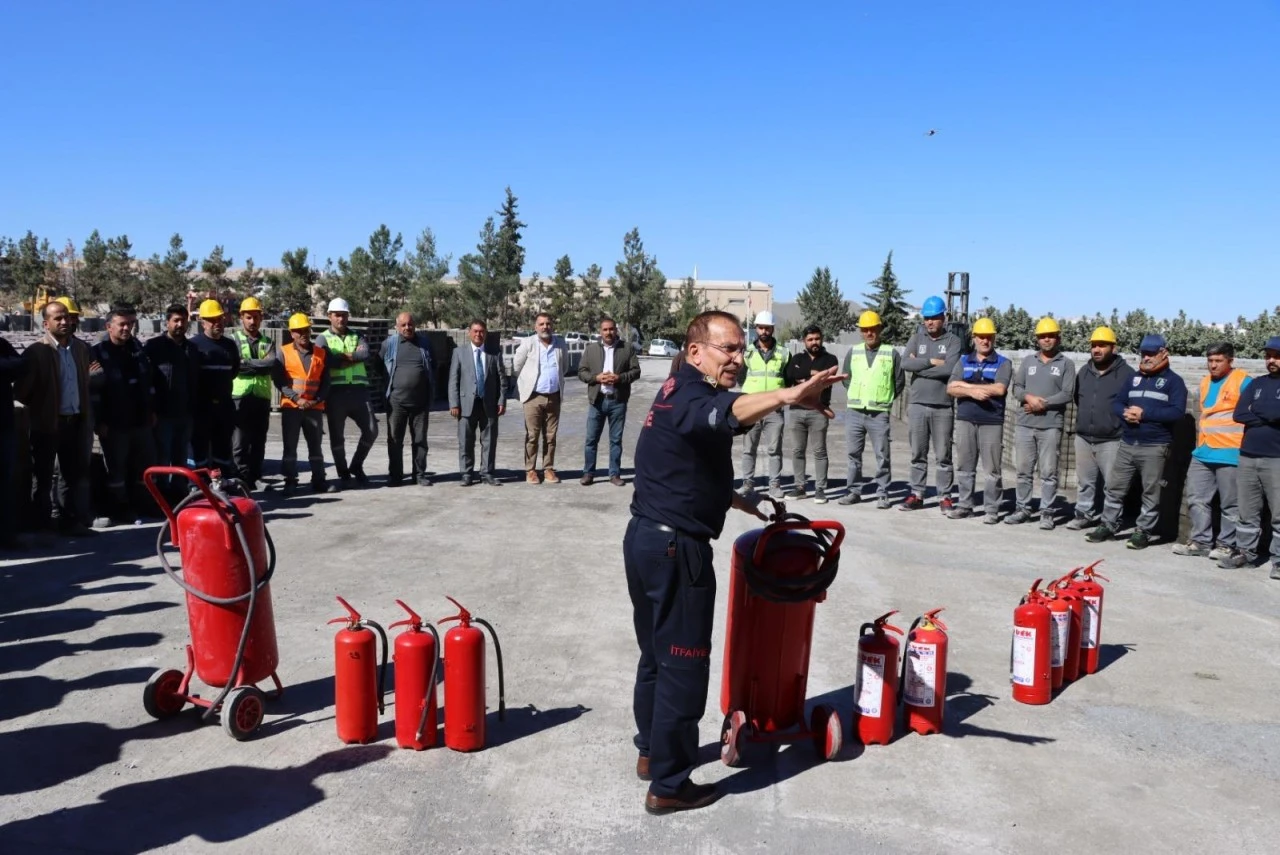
left=648, top=338, right=679, bottom=357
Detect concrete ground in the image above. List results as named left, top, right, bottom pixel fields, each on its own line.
left=2, top=355, right=1278, bottom=854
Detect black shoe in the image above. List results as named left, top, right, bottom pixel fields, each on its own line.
left=417, top=476, right=433, bottom=487
left=481, top=474, right=501, bottom=486
left=352, top=467, right=369, bottom=487
left=645, top=780, right=720, bottom=816
left=460, top=474, right=475, bottom=487
left=282, top=482, right=297, bottom=497
left=1086, top=524, right=1116, bottom=543
left=1126, top=529, right=1152, bottom=550
left=388, top=475, right=405, bottom=487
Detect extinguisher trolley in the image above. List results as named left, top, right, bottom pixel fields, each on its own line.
left=141, top=466, right=283, bottom=740
left=720, top=514, right=845, bottom=765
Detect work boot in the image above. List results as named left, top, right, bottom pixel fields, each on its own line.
left=939, top=497, right=955, bottom=514
left=580, top=473, right=594, bottom=486
left=1126, top=529, right=1152, bottom=550
left=282, top=480, right=297, bottom=497
left=1267, top=562, right=1280, bottom=580
left=1208, top=545, right=1234, bottom=562
left=768, top=484, right=785, bottom=500
left=1086, top=524, right=1115, bottom=543
left=1218, top=550, right=1251, bottom=570
left=899, top=494, right=923, bottom=511
left=948, top=506, right=973, bottom=520
left=784, top=488, right=806, bottom=500
left=813, top=491, right=828, bottom=505
left=352, top=467, right=370, bottom=487
left=1172, top=541, right=1211, bottom=557
left=876, top=496, right=892, bottom=510
left=644, top=780, right=720, bottom=816
left=1065, top=515, right=1095, bottom=531
left=1005, top=509, right=1032, bottom=525
left=982, top=512, right=1001, bottom=524
left=838, top=491, right=861, bottom=506
left=738, top=479, right=755, bottom=496
left=1039, top=515, right=1056, bottom=531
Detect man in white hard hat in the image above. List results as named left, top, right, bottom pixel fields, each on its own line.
left=738, top=311, right=788, bottom=499
left=316, top=298, right=378, bottom=489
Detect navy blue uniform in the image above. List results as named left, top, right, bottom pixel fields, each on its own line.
left=190, top=331, right=241, bottom=473
left=626, top=364, right=745, bottom=797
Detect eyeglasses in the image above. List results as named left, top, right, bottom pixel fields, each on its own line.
left=600, top=327, right=617, bottom=333
left=698, top=341, right=746, bottom=358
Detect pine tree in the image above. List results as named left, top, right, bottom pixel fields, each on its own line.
left=264, top=247, right=321, bottom=316
left=578, top=263, right=604, bottom=329
left=610, top=228, right=668, bottom=340
left=457, top=218, right=504, bottom=326
left=547, top=254, right=579, bottom=330
left=671, top=276, right=708, bottom=340
left=403, top=228, right=454, bottom=327
left=494, top=188, right=526, bottom=331
left=148, top=234, right=196, bottom=310
left=334, top=225, right=407, bottom=316
left=797, top=266, right=853, bottom=340
left=862, top=251, right=912, bottom=343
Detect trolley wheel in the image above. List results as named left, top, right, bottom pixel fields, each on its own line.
left=810, top=704, right=843, bottom=761
left=721, top=710, right=749, bottom=767
left=220, top=686, right=266, bottom=741
left=142, top=669, right=186, bottom=719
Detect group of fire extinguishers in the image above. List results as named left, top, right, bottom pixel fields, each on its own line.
left=1011, top=561, right=1110, bottom=706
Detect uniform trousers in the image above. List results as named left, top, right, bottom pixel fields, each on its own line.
left=1185, top=458, right=1239, bottom=548
left=1073, top=436, right=1119, bottom=522
left=1100, top=443, right=1169, bottom=533
left=955, top=420, right=1004, bottom=517
left=191, top=402, right=236, bottom=474
left=908, top=402, right=954, bottom=499
left=741, top=410, right=784, bottom=488
left=1234, top=455, right=1280, bottom=564
left=326, top=385, right=378, bottom=477
left=788, top=408, right=829, bottom=493
left=232, top=395, right=271, bottom=484
left=281, top=408, right=326, bottom=486
left=1014, top=426, right=1062, bottom=514
left=845, top=408, right=892, bottom=498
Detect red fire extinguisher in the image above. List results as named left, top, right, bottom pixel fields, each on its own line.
left=327, top=596, right=389, bottom=744
left=853, top=610, right=903, bottom=745
left=901, top=608, right=948, bottom=735
left=1043, top=588, right=1071, bottom=692
left=389, top=599, right=441, bottom=751
left=439, top=596, right=506, bottom=752
left=1012, top=580, right=1052, bottom=705
left=1049, top=571, right=1084, bottom=685
left=1068, top=561, right=1109, bottom=676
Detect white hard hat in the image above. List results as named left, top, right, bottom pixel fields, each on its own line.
left=754, top=311, right=775, bottom=327
left=327, top=298, right=350, bottom=314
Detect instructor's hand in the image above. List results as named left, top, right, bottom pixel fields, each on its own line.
left=732, top=491, right=783, bottom=522
left=780, top=366, right=846, bottom=411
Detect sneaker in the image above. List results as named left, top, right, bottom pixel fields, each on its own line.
left=813, top=492, right=828, bottom=505
left=948, top=506, right=973, bottom=520
left=1268, top=562, right=1280, bottom=580
left=544, top=468, right=561, bottom=484
left=417, top=476, right=433, bottom=487
left=1126, top=529, right=1152, bottom=550
left=784, top=489, right=806, bottom=500
left=899, top=494, right=924, bottom=511
left=768, top=485, right=785, bottom=500
left=1208, top=545, right=1234, bottom=562
left=837, top=492, right=861, bottom=506
left=939, top=497, right=955, bottom=514
left=876, top=496, right=892, bottom=510
left=526, top=469, right=541, bottom=484
left=982, top=513, right=1001, bottom=525
left=1005, top=509, right=1032, bottom=526
left=1065, top=516, right=1096, bottom=531
left=1086, top=524, right=1115, bottom=543
left=1039, top=516, right=1056, bottom=531
left=1218, top=550, right=1251, bottom=570
left=1172, top=542, right=1211, bottom=558
left=738, top=479, right=755, bottom=496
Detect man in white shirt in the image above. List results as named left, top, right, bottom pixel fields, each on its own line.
left=577, top=317, right=641, bottom=485
left=513, top=313, right=569, bottom=483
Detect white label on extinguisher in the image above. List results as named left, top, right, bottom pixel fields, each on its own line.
left=1011, top=626, right=1037, bottom=686
left=856, top=651, right=886, bottom=718
left=1082, top=596, right=1101, bottom=649
left=903, top=642, right=937, bottom=708
left=1051, top=610, right=1070, bottom=669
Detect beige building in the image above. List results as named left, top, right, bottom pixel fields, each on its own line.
left=585, top=277, right=773, bottom=326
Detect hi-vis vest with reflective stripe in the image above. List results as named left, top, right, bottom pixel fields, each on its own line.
left=232, top=331, right=273, bottom=400
left=323, top=331, right=367, bottom=385
left=741, top=346, right=787, bottom=394
left=1197, top=369, right=1249, bottom=450
left=846, top=344, right=896, bottom=411
left=281, top=344, right=326, bottom=411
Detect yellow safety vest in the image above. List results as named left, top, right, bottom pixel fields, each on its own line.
left=323, top=331, right=367, bottom=386
left=846, top=345, right=896, bottom=411
left=232, top=331, right=273, bottom=400
left=1197, top=369, right=1248, bottom=450
left=741, top=346, right=787, bottom=394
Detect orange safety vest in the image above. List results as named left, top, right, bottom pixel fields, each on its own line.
left=1197, top=368, right=1248, bottom=450
left=281, top=343, right=326, bottom=411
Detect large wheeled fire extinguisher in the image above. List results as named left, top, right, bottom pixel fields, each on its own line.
left=141, top=466, right=282, bottom=741
left=389, top=599, right=441, bottom=750
left=854, top=610, right=903, bottom=746
left=1011, top=580, right=1052, bottom=705
left=1067, top=561, right=1109, bottom=675
left=439, top=596, right=506, bottom=752
left=901, top=608, right=948, bottom=735
left=1049, top=571, right=1085, bottom=685
left=328, top=597, right=389, bottom=744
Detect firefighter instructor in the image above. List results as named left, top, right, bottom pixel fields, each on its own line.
left=625, top=310, right=844, bottom=815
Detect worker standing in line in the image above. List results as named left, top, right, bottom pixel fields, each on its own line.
left=316, top=298, right=377, bottom=489
left=900, top=295, right=963, bottom=511
left=839, top=310, right=905, bottom=508
left=946, top=317, right=1012, bottom=522
left=1066, top=326, right=1134, bottom=529
left=1221, top=336, right=1280, bottom=576
left=738, top=311, right=788, bottom=499
left=189, top=299, right=241, bottom=476
left=273, top=313, right=333, bottom=496
left=231, top=297, right=276, bottom=489
left=783, top=324, right=839, bottom=503
left=1007, top=317, right=1076, bottom=529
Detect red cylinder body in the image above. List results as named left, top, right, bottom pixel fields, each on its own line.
left=176, top=495, right=277, bottom=688
left=334, top=626, right=379, bottom=744
left=1072, top=576, right=1106, bottom=675
left=1046, top=595, right=1071, bottom=691
left=854, top=625, right=901, bottom=745
left=443, top=623, right=487, bottom=751
left=1059, top=589, right=1084, bottom=684
left=903, top=612, right=948, bottom=735
left=394, top=628, right=438, bottom=750
left=1012, top=593, right=1053, bottom=705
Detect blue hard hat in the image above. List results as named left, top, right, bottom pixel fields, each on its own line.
left=921, top=296, right=946, bottom=318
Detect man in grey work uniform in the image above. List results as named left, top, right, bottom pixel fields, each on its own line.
left=1066, top=326, right=1133, bottom=529
left=1007, top=317, right=1077, bottom=529
left=900, top=295, right=962, bottom=511
left=946, top=317, right=1012, bottom=521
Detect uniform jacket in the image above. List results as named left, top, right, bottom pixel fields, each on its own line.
left=1012, top=351, right=1077, bottom=430
left=1112, top=365, right=1188, bottom=446
left=91, top=338, right=155, bottom=429
left=513, top=334, right=568, bottom=402
left=448, top=341, right=507, bottom=418
left=577, top=340, right=641, bottom=404
left=1234, top=373, right=1280, bottom=458
left=901, top=327, right=963, bottom=407
left=16, top=332, right=95, bottom=436
left=1073, top=356, right=1135, bottom=441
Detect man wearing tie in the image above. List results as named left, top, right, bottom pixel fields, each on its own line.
left=449, top=319, right=506, bottom=486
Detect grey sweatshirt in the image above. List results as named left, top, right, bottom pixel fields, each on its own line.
left=1012, top=351, right=1077, bottom=429
left=901, top=328, right=963, bottom=407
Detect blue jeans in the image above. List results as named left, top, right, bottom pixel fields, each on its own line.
left=584, top=395, right=628, bottom=476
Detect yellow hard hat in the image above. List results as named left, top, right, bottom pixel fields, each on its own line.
left=198, top=299, right=225, bottom=320
left=55, top=296, right=81, bottom=315
left=972, top=317, right=997, bottom=336
left=1035, top=317, right=1061, bottom=336
left=287, top=312, right=312, bottom=331
left=1090, top=325, right=1118, bottom=345
left=240, top=297, right=264, bottom=313
left=857, top=310, right=883, bottom=329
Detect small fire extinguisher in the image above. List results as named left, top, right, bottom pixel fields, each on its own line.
left=1011, top=580, right=1052, bottom=705
left=439, top=596, right=506, bottom=752
left=854, top=610, right=904, bottom=745
left=327, top=596, right=389, bottom=744
left=901, top=608, right=948, bottom=735
left=389, top=599, right=441, bottom=750
left=1043, top=588, right=1071, bottom=692
left=1049, top=571, right=1084, bottom=685
left=1068, top=561, right=1109, bottom=676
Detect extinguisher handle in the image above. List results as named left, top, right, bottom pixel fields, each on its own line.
left=750, top=515, right=846, bottom=569
left=1082, top=559, right=1110, bottom=583
left=439, top=595, right=472, bottom=626
left=389, top=598, right=423, bottom=630
left=327, top=595, right=362, bottom=626
left=921, top=607, right=947, bottom=631
left=861, top=610, right=904, bottom=637
left=143, top=466, right=223, bottom=543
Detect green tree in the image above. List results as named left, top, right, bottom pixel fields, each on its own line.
left=334, top=225, right=407, bottom=317
left=403, top=228, right=455, bottom=327
left=12, top=231, right=58, bottom=304
left=78, top=230, right=109, bottom=307
left=494, top=188, right=527, bottom=330
left=547, top=255, right=580, bottom=330
left=102, top=235, right=143, bottom=309
left=148, top=233, right=196, bottom=310
left=798, top=266, right=854, bottom=341
left=578, top=263, right=605, bottom=329
left=457, top=218, right=504, bottom=326
left=264, top=247, right=320, bottom=317
left=861, top=251, right=911, bottom=343
left=670, top=276, right=708, bottom=341
left=237, top=258, right=263, bottom=300
left=197, top=245, right=235, bottom=308
left=983, top=304, right=1035, bottom=349
left=609, top=228, right=668, bottom=341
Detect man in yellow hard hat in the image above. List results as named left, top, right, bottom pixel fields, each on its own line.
left=189, top=299, right=241, bottom=475
left=840, top=310, right=905, bottom=508
left=1066, top=326, right=1135, bottom=529
left=901, top=295, right=962, bottom=511
left=231, top=297, right=276, bottom=489
left=946, top=317, right=1012, bottom=521
left=272, top=313, right=333, bottom=495
left=1007, top=317, right=1077, bottom=529
left=316, top=298, right=377, bottom=488
left=56, top=297, right=82, bottom=334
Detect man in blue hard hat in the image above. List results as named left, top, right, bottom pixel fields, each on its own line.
left=900, top=296, right=962, bottom=511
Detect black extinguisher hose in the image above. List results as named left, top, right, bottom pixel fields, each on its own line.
left=414, top=623, right=443, bottom=743
left=741, top=523, right=840, bottom=603
left=363, top=619, right=390, bottom=716
left=474, top=617, right=506, bottom=722
left=898, top=616, right=923, bottom=708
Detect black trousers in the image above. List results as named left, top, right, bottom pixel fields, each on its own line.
left=387, top=403, right=429, bottom=480
left=100, top=425, right=156, bottom=517
left=623, top=515, right=716, bottom=797
left=232, top=395, right=271, bottom=484
left=326, top=385, right=377, bottom=477
left=281, top=408, right=326, bottom=485
left=191, top=403, right=236, bottom=475
left=30, top=417, right=90, bottom=529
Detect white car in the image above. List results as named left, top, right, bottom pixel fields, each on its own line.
left=648, top=339, right=679, bottom=357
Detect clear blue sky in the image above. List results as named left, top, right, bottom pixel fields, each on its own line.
left=4, top=1, right=1277, bottom=323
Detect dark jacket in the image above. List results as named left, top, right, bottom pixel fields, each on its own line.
left=382, top=332, right=435, bottom=405
left=784, top=348, right=840, bottom=409
left=578, top=340, right=642, bottom=404
left=144, top=334, right=199, bottom=420
left=1234, top=373, right=1280, bottom=458
left=91, top=338, right=154, bottom=429
left=1073, top=356, right=1136, bottom=442
left=16, top=332, right=95, bottom=436
left=0, top=338, right=25, bottom=429
left=1112, top=364, right=1187, bottom=446
left=190, top=331, right=241, bottom=408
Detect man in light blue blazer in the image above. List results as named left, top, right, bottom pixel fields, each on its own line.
left=448, top=319, right=507, bottom=485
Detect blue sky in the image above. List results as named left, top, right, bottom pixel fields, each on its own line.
left=4, top=1, right=1277, bottom=323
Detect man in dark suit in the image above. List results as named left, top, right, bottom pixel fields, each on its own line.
left=448, top=319, right=507, bottom=485
left=578, top=317, right=642, bottom=485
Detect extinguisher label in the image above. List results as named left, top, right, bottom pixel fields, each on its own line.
left=1082, top=596, right=1101, bottom=649
left=1051, top=611, right=1070, bottom=668
left=1011, top=626, right=1037, bottom=685
left=903, top=642, right=937, bottom=708
left=856, top=651, right=886, bottom=717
